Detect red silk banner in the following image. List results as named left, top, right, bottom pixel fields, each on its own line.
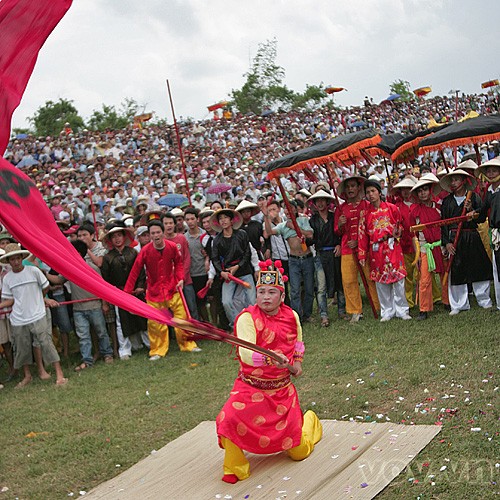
left=0, top=0, right=172, bottom=326
left=0, top=0, right=72, bottom=154
left=0, top=158, right=172, bottom=325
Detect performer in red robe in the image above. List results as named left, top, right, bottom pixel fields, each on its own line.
left=334, top=175, right=380, bottom=323
left=216, top=260, right=322, bottom=484
left=358, top=180, right=411, bottom=322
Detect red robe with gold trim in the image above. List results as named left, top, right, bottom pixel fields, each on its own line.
left=216, top=304, right=303, bottom=454
left=358, top=201, right=407, bottom=284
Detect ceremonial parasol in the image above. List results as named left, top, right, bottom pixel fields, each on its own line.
left=481, top=79, right=499, bottom=89
left=413, top=86, right=432, bottom=98
left=156, top=194, right=188, bottom=207
left=207, top=101, right=228, bottom=112
left=363, top=133, right=405, bottom=158
left=325, top=86, right=346, bottom=94
left=206, top=183, right=232, bottom=194
left=418, top=115, right=500, bottom=153
left=391, top=124, right=450, bottom=164
left=267, top=129, right=381, bottom=180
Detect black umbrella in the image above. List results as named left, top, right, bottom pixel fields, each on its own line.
left=418, top=114, right=500, bottom=153
left=267, top=129, right=380, bottom=179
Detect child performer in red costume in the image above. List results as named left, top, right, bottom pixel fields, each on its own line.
left=409, top=177, right=450, bottom=320
left=216, top=260, right=322, bottom=484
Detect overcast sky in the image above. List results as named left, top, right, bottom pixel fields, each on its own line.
left=11, top=0, right=500, bottom=129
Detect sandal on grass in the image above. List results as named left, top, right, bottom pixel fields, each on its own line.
left=104, top=356, right=114, bottom=364
left=74, top=362, right=91, bottom=372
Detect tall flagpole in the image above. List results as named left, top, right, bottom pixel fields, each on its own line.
left=166, top=79, right=192, bottom=206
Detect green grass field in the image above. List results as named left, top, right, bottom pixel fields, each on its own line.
left=1, top=304, right=498, bottom=499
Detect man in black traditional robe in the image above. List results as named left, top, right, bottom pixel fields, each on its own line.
left=440, top=170, right=493, bottom=315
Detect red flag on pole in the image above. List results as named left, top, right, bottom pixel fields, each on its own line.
left=0, top=0, right=72, bottom=154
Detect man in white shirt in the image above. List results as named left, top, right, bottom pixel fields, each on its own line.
left=0, top=244, right=67, bottom=388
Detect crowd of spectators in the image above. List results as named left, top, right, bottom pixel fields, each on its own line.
left=4, top=92, right=499, bottom=222
left=0, top=91, right=499, bottom=388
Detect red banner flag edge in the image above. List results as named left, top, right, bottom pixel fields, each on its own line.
left=0, top=158, right=173, bottom=326
left=0, top=0, right=73, bottom=154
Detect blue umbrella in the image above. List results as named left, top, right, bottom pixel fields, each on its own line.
left=156, top=194, right=188, bottom=207
left=16, top=157, right=39, bottom=168
left=351, top=120, right=367, bottom=128
left=386, top=93, right=401, bottom=101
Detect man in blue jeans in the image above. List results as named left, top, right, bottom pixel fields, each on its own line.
left=46, top=240, right=114, bottom=371
left=209, top=208, right=256, bottom=327
left=263, top=200, right=315, bottom=321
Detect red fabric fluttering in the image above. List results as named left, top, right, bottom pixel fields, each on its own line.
left=0, top=0, right=72, bottom=153
left=0, top=158, right=172, bottom=325
left=0, top=0, right=171, bottom=326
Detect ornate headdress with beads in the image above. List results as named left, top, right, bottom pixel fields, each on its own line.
left=256, top=259, right=288, bottom=291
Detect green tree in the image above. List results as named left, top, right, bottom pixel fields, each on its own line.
left=88, top=98, right=140, bottom=131
left=389, top=79, right=414, bottom=102
left=29, top=98, right=85, bottom=136
left=231, top=39, right=295, bottom=114
left=292, top=84, right=328, bottom=110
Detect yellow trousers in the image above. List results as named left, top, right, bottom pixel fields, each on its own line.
left=403, top=253, right=416, bottom=308
left=147, top=293, right=198, bottom=356
left=341, top=253, right=380, bottom=315
left=220, top=410, right=323, bottom=481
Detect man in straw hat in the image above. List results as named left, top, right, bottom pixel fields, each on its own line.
left=409, top=176, right=450, bottom=320
left=101, top=222, right=149, bottom=359
left=210, top=207, right=257, bottom=327
left=216, top=259, right=322, bottom=484
left=440, top=169, right=493, bottom=315
left=236, top=199, right=265, bottom=260
left=358, top=180, right=411, bottom=322
left=0, top=248, right=16, bottom=382
left=335, top=176, right=380, bottom=323
left=0, top=244, right=67, bottom=387
left=309, top=189, right=345, bottom=326
left=124, top=220, right=200, bottom=359
left=476, top=157, right=500, bottom=310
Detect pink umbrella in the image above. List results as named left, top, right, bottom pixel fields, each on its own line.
left=206, top=183, right=232, bottom=194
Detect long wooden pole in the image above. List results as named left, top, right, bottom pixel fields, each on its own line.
left=353, top=252, right=379, bottom=319
left=166, top=79, right=192, bottom=206
left=439, top=149, right=450, bottom=173
left=275, top=178, right=307, bottom=252
left=443, top=190, right=473, bottom=287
